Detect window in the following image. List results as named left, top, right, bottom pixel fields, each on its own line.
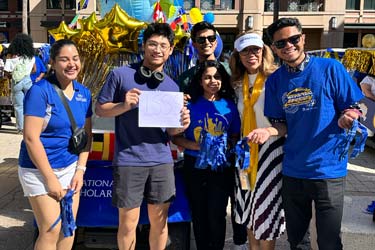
left=64, top=0, right=75, bottom=9
left=0, top=0, right=8, bottom=11
left=344, top=32, right=358, bottom=48
left=346, top=0, right=360, bottom=10
left=364, top=0, right=375, bottom=10
left=183, top=0, right=194, bottom=10
left=47, top=0, right=75, bottom=9
left=220, top=0, right=233, bottom=10
left=47, top=0, right=61, bottom=9
left=200, top=0, right=214, bottom=10
left=264, top=0, right=274, bottom=12
left=17, top=0, right=22, bottom=11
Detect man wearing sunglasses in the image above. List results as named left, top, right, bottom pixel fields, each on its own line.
left=247, top=18, right=364, bottom=250
left=177, top=21, right=230, bottom=93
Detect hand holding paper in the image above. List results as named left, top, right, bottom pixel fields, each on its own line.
left=139, top=91, right=184, bottom=128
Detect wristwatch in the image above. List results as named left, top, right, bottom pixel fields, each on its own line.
left=76, top=165, right=87, bottom=173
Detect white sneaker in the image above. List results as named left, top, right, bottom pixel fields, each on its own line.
left=231, top=243, right=248, bottom=250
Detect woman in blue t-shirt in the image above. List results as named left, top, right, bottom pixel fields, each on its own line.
left=18, top=39, right=92, bottom=250
left=173, top=60, right=241, bottom=250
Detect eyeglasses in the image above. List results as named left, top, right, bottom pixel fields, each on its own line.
left=146, top=41, right=170, bottom=52
left=239, top=47, right=262, bottom=56
left=195, top=35, right=217, bottom=44
left=273, top=34, right=302, bottom=49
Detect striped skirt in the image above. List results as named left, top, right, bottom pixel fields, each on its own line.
left=233, top=136, right=286, bottom=240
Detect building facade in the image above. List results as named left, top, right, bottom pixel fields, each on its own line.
left=0, top=0, right=374, bottom=51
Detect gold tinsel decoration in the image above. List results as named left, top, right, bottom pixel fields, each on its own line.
left=0, top=78, right=10, bottom=97
left=342, top=49, right=375, bottom=75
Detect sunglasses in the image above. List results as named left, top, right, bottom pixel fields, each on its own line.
left=273, top=34, right=302, bottom=49
left=239, top=47, right=262, bottom=56
left=195, top=35, right=217, bottom=44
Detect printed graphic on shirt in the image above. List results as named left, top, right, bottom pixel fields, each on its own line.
left=76, top=93, right=88, bottom=102
left=282, top=87, right=316, bottom=114
left=193, top=113, right=228, bottom=141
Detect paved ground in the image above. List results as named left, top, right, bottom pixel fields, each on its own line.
left=0, top=120, right=374, bottom=250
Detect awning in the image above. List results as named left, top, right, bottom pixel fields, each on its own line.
left=345, top=23, right=375, bottom=29
left=40, top=20, right=61, bottom=28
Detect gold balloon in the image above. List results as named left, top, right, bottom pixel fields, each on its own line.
left=174, top=25, right=190, bottom=52
left=362, top=34, right=375, bottom=48
left=94, top=4, right=147, bottom=53
left=78, top=12, right=98, bottom=31
left=48, top=21, right=80, bottom=41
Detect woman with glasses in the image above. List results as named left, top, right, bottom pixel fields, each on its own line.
left=172, top=60, right=241, bottom=250
left=229, top=32, right=286, bottom=250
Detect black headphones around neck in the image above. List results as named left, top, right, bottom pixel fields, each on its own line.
left=134, top=65, right=165, bottom=89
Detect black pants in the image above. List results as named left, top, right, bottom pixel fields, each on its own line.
left=282, top=176, right=345, bottom=250
left=183, top=155, right=235, bottom=250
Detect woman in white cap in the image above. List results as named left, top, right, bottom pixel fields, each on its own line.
left=229, top=32, right=286, bottom=250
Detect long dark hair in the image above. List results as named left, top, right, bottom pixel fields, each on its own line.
left=187, top=60, right=236, bottom=103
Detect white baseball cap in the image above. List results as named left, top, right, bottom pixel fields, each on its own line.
left=234, top=33, right=264, bottom=52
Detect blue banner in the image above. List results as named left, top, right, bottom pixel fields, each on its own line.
left=76, top=160, right=191, bottom=227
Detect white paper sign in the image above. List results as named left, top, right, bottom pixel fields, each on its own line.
left=139, top=91, right=184, bottom=128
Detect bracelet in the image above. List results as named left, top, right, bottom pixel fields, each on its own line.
left=76, top=165, right=87, bottom=173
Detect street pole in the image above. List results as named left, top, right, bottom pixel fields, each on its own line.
left=273, top=0, right=280, bottom=22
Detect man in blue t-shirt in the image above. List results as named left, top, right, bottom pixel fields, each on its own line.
left=95, top=23, right=190, bottom=250
left=246, top=18, right=364, bottom=250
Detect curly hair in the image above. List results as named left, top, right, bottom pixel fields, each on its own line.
left=229, top=32, right=278, bottom=89
left=187, top=60, right=236, bottom=103
left=7, top=33, right=34, bottom=59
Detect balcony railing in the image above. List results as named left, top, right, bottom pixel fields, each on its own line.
left=265, top=0, right=324, bottom=12
left=183, top=0, right=234, bottom=11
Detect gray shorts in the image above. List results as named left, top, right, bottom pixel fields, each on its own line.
left=112, top=164, right=175, bottom=209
